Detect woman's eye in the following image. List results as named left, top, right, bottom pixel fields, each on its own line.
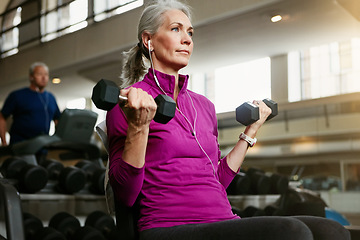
left=171, top=27, right=179, bottom=32
left=188, top=31, right=193, bottom=37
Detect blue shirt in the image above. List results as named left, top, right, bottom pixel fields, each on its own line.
left=1, top=87, right=61, bottom=144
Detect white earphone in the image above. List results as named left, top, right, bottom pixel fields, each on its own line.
left=148, top=39, right=151, bottom=51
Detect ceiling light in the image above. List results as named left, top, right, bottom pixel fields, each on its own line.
left=271, top=15, right=282, bottom=23
left=52, top=78, right=61, bottom=84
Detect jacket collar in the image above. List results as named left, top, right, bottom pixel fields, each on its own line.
left=143, top=68, right=189, bottom=95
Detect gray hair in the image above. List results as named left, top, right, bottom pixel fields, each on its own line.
left=29, top=62, right=49, bottom=75
left=120, top=0, right=192, bottom=88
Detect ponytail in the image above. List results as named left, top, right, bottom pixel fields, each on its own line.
left=120, top=43, right=149, bottom=88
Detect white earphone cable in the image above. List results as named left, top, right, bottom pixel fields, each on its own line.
left=148, top=40, right=218, bottom=178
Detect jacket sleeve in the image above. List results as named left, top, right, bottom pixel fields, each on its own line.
left=218, top=155, right=238, bottom=189
left=106, top=105, right=145, bottom=207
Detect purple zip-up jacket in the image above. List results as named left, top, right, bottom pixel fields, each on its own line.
left=106, top=69, right=239, bottom=231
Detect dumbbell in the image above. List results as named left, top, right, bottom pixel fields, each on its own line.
left=264, top=205, right=285, bottom=216
left=246, top=168, right=271, bottom=195
left=236, top=98, right=278, bottom=126
left=23, top=212, right=65, bottom=240
left=92, top=79, right=176, bottom=124
left=247, top=168, right=289, bottom=195
left=231, top=206, right=244, bottom=218
left=242, top=206, right=266, bottom=218
left=268, top=172, right=289, bottom=194
left=0, top=157, right=48, bottom=193
left=49, top=212, right=105, bottom=240
left=41, top=158, right=86, bottom=194
left=226, top=171, right=251, bottom=195
left=75, top=160, right=105, bottom=195
left=85, top=211, right=122, bottom=240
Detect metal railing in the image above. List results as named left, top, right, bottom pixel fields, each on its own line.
left=0, top=0, right=141, bottom=58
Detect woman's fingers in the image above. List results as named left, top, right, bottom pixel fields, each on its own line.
left=121, top=88, right=157, bottom=126
left=252, top=100, right=272, bottom=123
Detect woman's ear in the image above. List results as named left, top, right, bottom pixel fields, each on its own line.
left=142, top=32, right=152, bottom=51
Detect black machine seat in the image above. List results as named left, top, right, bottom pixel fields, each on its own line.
left=7, top=108, right=98, bottom=157
left=114, top=198, right=139, bottom=240
left=55, top=108, right=98, bottom=143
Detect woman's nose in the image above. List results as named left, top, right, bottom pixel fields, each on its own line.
left=182, top=32, right=192, bottom=45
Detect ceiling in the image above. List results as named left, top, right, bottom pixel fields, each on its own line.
left=74, top=0, right=360, bottom=78
left=1, top=0, right=360, bottom=108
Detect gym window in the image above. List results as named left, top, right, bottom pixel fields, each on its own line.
left=93, top=0, right=144, bottom=22
left=0, top=0, right=143, bottom=58
left=1, top=6, right=21, bottom=57
left=41, top=0, right=89, bottom=42
left=189, top=57, right=271, bottom=114
left=288, top=38, right=360, bottom=102
left=213, top=57, right=271, bottom=113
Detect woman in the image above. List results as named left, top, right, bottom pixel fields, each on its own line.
left=106, top=0, right=350, bottom=239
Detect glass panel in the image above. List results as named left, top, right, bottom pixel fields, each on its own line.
left=288, top=51, right=301, bottom=102
left=58, top=5, right=70, bottom=30
left=108, top=0, right=136, bottom=9
left=2, top=9, right=17, bottom=32
left=94, top=0, right=107, bottom=15
left=41, top=0, right=57, bottom=13
left=114, top=0, right=143, bottom=15
left=1, top=7, right=21, bottom=53
left=67, top=21, right=88, bottom=33
left=69, top=0, right=88, bottom=25
left=13, top=7, right=22, bottom=26
left=1, top=28, right=19, bottom=52
left=288, top=38, right=360, bottom=102
left=43, top=11, right=58, bottom=35
left=214, top=57, right=271, bottom=113
left=93, top=0, right=143, bottom=22
left=345, top=163, right=360, bottom=191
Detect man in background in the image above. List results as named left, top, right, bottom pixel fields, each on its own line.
left=0, top=62, right=61, bottom=146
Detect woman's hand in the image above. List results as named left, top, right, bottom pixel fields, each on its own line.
left=120, top=87, right=157, bottom=168
left=226, top=99, right=273, bottom=172
left=120, top=87, right=157, bottom=130
left=244, top=100, right=272, bottom=138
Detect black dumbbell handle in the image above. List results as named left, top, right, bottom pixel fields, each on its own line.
left=92, top=79, right=176, bottom=124
left=111, top=90, right=164, bottom=108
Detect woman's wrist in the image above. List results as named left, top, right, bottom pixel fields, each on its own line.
left=123, top=123, right=149, bottom=168
left=239, top=132, right=257, bottom=147
left=244, top=125, right=258, bottom=139
left=127, top=121, right=150, bottom=136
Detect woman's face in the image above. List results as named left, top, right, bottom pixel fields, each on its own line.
left=150, top=9, right=194, bottom=74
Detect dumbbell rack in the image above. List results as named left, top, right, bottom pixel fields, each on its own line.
left=20, top=192, right=108, bottom=221
left=228, top=194, right=280, bottom=210
left=0, top=179, right=109, bottom=240
left=0, top=153, right=109, bottom=239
